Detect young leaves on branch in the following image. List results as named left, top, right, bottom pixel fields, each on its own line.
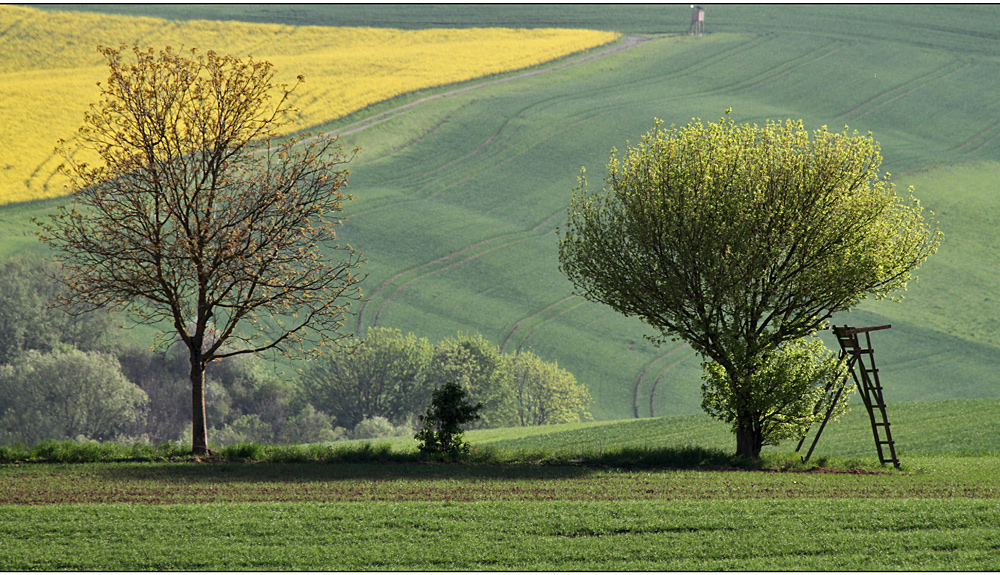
left=37, top=45, right=367, bottom=454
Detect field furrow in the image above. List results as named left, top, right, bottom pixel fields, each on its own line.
left=371, top=233, right=538, bottom=328
left=500, top=295, right=578, bottom=352
left=836, top=59, right=970, bottom=121
left=632, top=344, right=696, bottom=418
left=510, top=302, right=588, bottom=355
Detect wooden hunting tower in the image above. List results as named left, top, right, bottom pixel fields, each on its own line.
left=689, top=5, right=705, bottom=36
left=796, top=324, right=901, bottom=469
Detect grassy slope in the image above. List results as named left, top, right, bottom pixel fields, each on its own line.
left=3, top=397, right=1000, bottom=569
left=10, top=5, right=1000, bottom=420
left=345, top=396, right=1000, bottom=463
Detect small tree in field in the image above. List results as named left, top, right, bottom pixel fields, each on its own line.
left=415, top=381, right=482, bottom=459
left=558, top=114, right=941, bottom=459
left=37, top=45, right=366, bottom=455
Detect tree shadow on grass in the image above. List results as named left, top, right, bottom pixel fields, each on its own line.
left=86, top=444, right=748, bottom=484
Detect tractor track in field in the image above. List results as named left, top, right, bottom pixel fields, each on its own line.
left=359, top=209, right=565, bottom=333
left=304, top=35, right=648, bottom=148
left=336, top=35, right=648, bottom=335
left=955, top=118, right=1000, bottom=154
left=632, top=343, right=692, bottom=418
left=836, top=58, right=971, bottom=122
left=355, top=209, right=565, bottom=334
left=499, top=295, right=578, bottom=352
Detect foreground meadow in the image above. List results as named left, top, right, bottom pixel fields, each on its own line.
left=0, top=5, right=617, bottom=204
left=3, top=398, right=1000, bottom=570
left=0, top=455, right=998, bottom=570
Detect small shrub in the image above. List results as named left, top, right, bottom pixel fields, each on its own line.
left=351, top=416, right=412, bottom=440
left=351, top=416, right=396, bottom=440
left=278, top=405, right=344, bottom=444
left=213, top=414, right=274, bottom=445
left=219, top=442, right=267, bottom=461
left=415, top=381, right=482, bottom=459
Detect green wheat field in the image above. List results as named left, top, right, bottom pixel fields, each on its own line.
left=3, top=4, right=1000, bottom=570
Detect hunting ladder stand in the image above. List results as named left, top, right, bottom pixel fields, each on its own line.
left=796, top=324, right=900, bottom=469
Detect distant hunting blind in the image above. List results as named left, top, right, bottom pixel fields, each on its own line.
left=689, top=5, right=705, bottom=36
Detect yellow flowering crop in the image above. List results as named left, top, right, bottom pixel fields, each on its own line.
left=0, top=5, right=618, bottom=204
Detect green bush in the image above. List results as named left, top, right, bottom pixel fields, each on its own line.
left=0, top=349, right=148, bottom=444
left=351, top=416, right=412, bottom=440
left=212, top=414, right=274, bottom=445
left=415, top=381, right=483, bottom=459
left=278, top=405, right=346, bottom=444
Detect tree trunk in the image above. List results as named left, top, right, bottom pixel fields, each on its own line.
left=735, top=422, right=764, bottom=460
left=190, top=356, right=209, bottom=456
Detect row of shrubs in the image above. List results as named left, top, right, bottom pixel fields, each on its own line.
left=0, top=437, right=756, bottom=468
left=0, top=256, right=591, bottom=447
left=1, top=437, right=868, bottom=472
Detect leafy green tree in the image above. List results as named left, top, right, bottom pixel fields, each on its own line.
left=0, top=256, right=120, bottom=365
left=701, top=337, right=849, bottom=449
left=415, top=381, right=482, bottom=459
left=351, top=415, right=411, bottom=440
left=0, top=349, right=148, bottom=444
left=510, top=350, right=591, bottom=426
left=277, top=404, right=345, bottom=444
left=426, top=334, right=517, bottom=428
left=117, top=342, right=295, bottom=443
left=37, top=45, right=366, bottom=454
left=558, top=115, right=941, bottom=459
left=212, top=414, right=273, bottom=445
left=301, top=327, right=433, bottom=429
left=204, top=352, right=296, bottom=434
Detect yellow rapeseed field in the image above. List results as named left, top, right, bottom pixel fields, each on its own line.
left=0, top=5, right=618, bottom=205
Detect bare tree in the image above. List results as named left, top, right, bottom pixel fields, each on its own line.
left=38, top=45, right=366, bottom=454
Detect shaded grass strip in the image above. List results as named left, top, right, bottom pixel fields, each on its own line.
left=0, top=439, right=862, bottom=472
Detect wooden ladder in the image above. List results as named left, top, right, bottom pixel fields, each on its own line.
left=797, top=324, right=900, bottom=469
left=833, top=325, right=900, bottom=468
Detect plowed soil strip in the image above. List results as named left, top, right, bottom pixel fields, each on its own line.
left=1, top=461, right=998, bottom=505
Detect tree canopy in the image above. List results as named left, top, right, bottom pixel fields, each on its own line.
left=558, top=114, right=941, bottom=458
left=38, top=45, right=366, bottom=454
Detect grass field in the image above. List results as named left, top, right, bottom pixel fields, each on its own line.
left=325, top=22, right=1000, bottom=420
left=2, top=498, right=996, bottom=570
left=5, top=5, right=1000, bottom=420
left=2, top=6, right=998, bottom=570
left=2, top=397, right=1000, bottom=569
